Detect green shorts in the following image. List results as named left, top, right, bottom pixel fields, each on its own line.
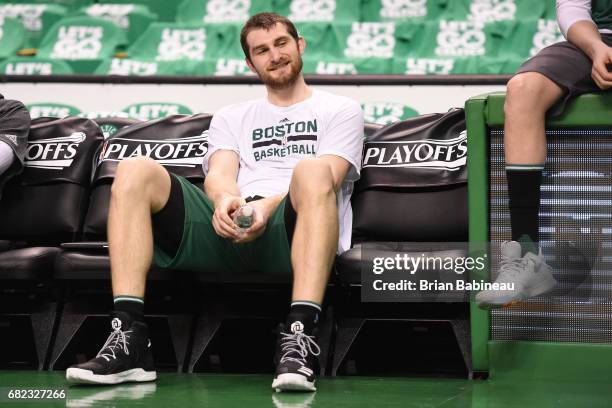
left=152, top=174, right=293, bottom=275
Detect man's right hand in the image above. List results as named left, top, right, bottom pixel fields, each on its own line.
left=590, top=42, right=612, bottom=90
left=212, top=194, right=246, bottom=239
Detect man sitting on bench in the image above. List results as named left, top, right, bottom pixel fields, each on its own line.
left=66, top=13, right=364, bottom=392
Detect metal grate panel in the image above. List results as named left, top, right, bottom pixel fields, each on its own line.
left=489, top=128, right=612, bottom=343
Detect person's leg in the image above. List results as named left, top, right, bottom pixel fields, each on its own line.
left=476, top=73, right=564, bottom=309
left=476, top=38, right=607, bottom=309
left=288, top=158, right=338, bottom=304
left=286, top=157, right=337, bottom=332
left=67, top=157, right=172, bottom=385
left=272, top=158, right=337, bottom=392
left=109, top=156, right=172, bottom=299
left=504, top=72, right=564, bottom=252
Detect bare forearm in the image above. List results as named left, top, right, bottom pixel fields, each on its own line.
left=567, top=20, right=607, bottom=59
left=253, top=193, right=286, bottom=216
left=204, top=173, right=241, bottom=207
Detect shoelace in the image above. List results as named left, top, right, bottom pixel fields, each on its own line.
left=279, top=331, right=321, bottom=366
left=498, top=255, right=531, bottom=281
left=96, top=327, right=132, bottom=362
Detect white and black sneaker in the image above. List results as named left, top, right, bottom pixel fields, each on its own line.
left=66, top=312, right=156, bottom=385
left=272, top=321, right=321, bottom=392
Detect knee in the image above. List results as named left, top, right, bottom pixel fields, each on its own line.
left=291, top=158, right=335, bottom=198
left=111, top=156, right=159, bottom=198
left=504, top=73, right=549, bottom=115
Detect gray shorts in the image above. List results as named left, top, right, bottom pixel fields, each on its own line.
left=516, top=34, right=612, bottom=117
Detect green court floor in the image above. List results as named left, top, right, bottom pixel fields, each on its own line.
left=1, top=371, right=611, bottom=407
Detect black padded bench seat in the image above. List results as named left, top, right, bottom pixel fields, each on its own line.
left=54, top=248, right=292, bottom=284
left=0, top=247, right=61, bottom=280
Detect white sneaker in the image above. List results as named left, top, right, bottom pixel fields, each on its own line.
left=476, top=241, right=557, bottom=309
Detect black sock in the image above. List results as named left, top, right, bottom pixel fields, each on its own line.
left=286, top=301, right=321, bottom=335
left=113, top=295, right=144, bottom=323
left=506, top=165, right=543, bottom=255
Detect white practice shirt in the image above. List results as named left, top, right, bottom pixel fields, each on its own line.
left=203, top=89, right=364, bottom=254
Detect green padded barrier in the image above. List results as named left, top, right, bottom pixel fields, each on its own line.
left=0, top=56, right=73, bottom=74
left=37, top=16, right=127, bottom=73
left=489, top=341, right=612, bottom=382
left=466, top=91, right=612, bottom=375
left=0, top=17, right=26, bottom=59
left=273, top=0, right=360, bottom=23
left=0, top=3, right=67, bottom=51
left=97, top=0, right=180, bottom=23
left=176, top=0, right=272, bottom=24
left=485, top=93, right=612, bottom=127
left=465, top=93, right=491, bottom=373
left=78, top=3, right=157, bottom=45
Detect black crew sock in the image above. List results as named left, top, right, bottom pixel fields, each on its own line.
left=506, top=164, right=544, bottom=256
left=113, top=295, right=145, bottom=323
left=286, top=301, right=321, bottom=335
left=517, top=234, right=538, bottom=256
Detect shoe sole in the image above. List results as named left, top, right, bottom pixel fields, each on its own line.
left=272, top=373, right=316, bottom=392
left=477, top=294, right=524, bottom=310
left=66, top=368, right=157, bottom=385
left=477, top=265, right=558, bottom=310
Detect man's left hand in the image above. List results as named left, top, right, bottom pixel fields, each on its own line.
left=232, top=196, right=282, bottom=244
left=590, top=43, right=612, bottom=90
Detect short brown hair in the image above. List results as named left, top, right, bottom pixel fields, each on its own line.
left=240, top=13, right=300, bottom=61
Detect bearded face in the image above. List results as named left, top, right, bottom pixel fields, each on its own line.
left=255, top=52, right=303, bottom=89
left=246, top=23, right=305, bottom=90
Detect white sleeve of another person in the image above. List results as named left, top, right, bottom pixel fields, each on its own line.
left=556, top=0, right=593, bottom=39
